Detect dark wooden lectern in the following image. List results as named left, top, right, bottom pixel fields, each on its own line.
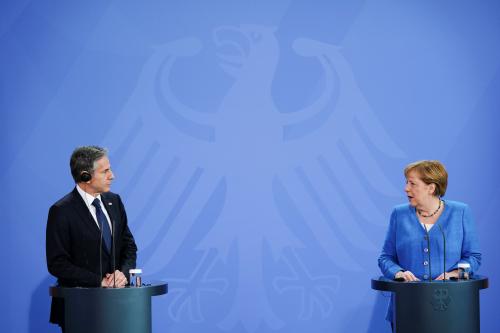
left=372, top=276, right=488, bottom=333
left=50, top=282, right=167, bottom=333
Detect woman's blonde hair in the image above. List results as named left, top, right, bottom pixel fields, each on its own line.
left=404, top=160, right=448, bottom=197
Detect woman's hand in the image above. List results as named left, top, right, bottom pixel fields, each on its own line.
left=395, top=270, right=420, bottom=282
left=435, top=269, right=460, bottom=280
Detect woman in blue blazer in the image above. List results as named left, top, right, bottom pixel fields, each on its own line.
left=378, top=160, right=481, bottom=328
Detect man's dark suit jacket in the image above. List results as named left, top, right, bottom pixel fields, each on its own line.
left=46, top=187, right=137, bottom=326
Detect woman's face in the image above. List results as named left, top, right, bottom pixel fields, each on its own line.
left=404, top=170, right=435, bottom=208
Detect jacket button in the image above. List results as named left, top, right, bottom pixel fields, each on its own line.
left=424, top=248, right=429, bottom=253
left=424, top=260, right=429, bottom=266
left=423, top=274, right=429, bottom=279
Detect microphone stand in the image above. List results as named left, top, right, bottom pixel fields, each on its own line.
left=424, top=226, right=432, bottom=282
left=437, top=224, right=446, bottom=280
left=104, top=203, right=116, bottom=288
left=112, top=217, right=116, bottom=288
left=99, top=221, right=103, bottom=287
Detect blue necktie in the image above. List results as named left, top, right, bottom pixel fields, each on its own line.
left=92, top=198, right=112, bottom=252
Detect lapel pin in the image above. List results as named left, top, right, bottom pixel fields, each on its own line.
left=108, top=202, right=112, bottom=206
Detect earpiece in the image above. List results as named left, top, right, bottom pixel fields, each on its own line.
left=80, top=171, right=92, bottom=182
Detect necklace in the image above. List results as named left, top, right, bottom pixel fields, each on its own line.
left=418, top=199, right=442, bottom=218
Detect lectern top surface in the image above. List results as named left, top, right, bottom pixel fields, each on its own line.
left=49, top=281, right=168, bottom=298
left=371, top=276, right=488, bottom=292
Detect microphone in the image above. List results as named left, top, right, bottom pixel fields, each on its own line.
left=81, top=187, right=105, bottom=288
left=99, top=216, right=103, bottom=287
left=103, top=200, right=116, bottom=288
left=437, top=224, right=446, bottom=280
left=111, top=217, right=116, bottom=288
left=93, top=197, right=116, bottom=288
left=79, top=184, right=102, bottom=287
left=423, top=226, right=432, bottom=282
left=81, top=189, right=104, bottom=287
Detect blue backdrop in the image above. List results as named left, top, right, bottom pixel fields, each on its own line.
left=2, top=1, right=500, bottom=332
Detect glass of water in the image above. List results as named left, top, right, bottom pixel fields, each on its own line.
left=458, top=263, right=471, bottom=280
left=129, top=268, right=143, bottom=287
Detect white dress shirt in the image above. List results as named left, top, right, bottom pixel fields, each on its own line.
left=76, top=185, right=113, bottom=234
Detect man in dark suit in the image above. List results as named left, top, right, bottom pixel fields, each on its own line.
left=46, top=146, right=137, bottom=331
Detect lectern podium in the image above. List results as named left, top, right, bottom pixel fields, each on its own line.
left=50, top=282, right=167, bottom=333
left=371, top=276, right=488, bottom=333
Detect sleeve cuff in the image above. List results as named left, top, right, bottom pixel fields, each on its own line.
left=387, top=266, right=404, bottom=279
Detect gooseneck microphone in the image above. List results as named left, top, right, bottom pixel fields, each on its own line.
left=97, top=198, right=115, bottom=288
left=99, top=220, right=103, bottom=287
left=102, top=199, right=116, bottom=288
left=111, top=216, right=116, bottom=288
left=82, top=190, right=104, bottom=287
left=437, top=224, right=446, bottom=280
left=423, top=226, right=432, bottom=282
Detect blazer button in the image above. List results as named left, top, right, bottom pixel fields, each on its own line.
left=424, top=260, right=429, bottom=266
left=424, top=248, right=429, bottom=253
left=423, top=274, right=429, bottom=279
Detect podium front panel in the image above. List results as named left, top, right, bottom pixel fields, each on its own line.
left=395, top=281, right=479, bottom=333
left=371, top=277, right=487, bottom=333
left=50, top=282, right=167, bottom=333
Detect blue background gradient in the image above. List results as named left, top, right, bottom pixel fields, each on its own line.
left=2, top=1, right=499, bottom=332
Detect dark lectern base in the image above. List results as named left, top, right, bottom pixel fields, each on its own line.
left=372, top=276, right=487, bottom=333
left=50, top=283, right=167, bottom=333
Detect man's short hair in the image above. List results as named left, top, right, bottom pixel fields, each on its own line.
left=70, top=146, right=108, bottom=183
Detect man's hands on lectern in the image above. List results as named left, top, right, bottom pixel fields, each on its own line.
left=101, top=270, right=128, bottom=288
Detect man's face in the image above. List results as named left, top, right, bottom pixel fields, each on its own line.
left=87, top=156, right=114, bottom=194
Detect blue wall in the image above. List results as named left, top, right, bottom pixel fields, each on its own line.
left=2, top=1, right=500, bottom=332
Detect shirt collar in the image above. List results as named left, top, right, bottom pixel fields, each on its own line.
left=76, top=184, right=102, bottom=208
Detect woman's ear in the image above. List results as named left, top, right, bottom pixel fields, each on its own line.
left=428, top=183, right=436, bottom=195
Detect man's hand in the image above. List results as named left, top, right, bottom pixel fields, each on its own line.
left=101, top=270, right=128, bottom=288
